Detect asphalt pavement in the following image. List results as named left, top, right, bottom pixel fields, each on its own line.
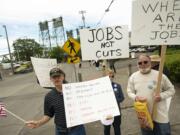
left=0, top=60, right=180, bottom=135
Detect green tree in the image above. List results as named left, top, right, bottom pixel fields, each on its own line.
left=49, top=46, right=66, bottom=63
left=13, top=39, right=43, bottom=61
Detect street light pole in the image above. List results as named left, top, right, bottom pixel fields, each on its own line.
left=79, top=10, right=86, bottom=28
left=2, top=25, right=14, bottom=74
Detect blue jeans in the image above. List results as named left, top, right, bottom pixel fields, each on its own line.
left=104, top=115, right=121, bottom=135
left=141, top=121, right=171, bottom=135
left=56, top=125, right=86, bottom=135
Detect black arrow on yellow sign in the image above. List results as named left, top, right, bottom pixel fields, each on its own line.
left=67, top=56, right=80, bottom=64
left=70, top=57, right=78, bottom=63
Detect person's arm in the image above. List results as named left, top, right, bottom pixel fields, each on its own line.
left=117, top=84, right=124, bottom=103
left=127, top=76, right=136, bottom=101
left=155, top=75, right=175, bottom=102
left=26, top=115, right=51, bottom=129
left=127, top=75, right=146, bottom=102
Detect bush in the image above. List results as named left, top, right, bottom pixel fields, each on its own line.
left=166, top=60, right=180, bottom=82
left=153, top=47, right=180, bottom=82
left=166, top=54, right=180, bottom=82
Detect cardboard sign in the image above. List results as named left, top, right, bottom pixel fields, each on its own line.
left=63, top=76, right=120, bottom=127
left=131, top=0, right=180, bottom=45
left=31, top=57, right=57, bottom=87
left=80, top=26, right=129, bottom=60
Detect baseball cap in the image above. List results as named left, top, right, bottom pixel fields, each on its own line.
left=49, top=67, right=65, bottom=77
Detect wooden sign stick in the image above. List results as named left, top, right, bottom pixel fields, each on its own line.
left=155, top=45, right=167, bottom=94
left=152, top=45, right=167, bottom=120
left=5, top=108, right=26, bottom=123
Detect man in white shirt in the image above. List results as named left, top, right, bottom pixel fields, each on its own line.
left=127, top=54, right=175, bottom=135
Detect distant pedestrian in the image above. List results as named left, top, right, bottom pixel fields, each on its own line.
left=95, top=60, right=100, bottom=70
left=79, top=62, right=82, bottom=68
left=103, top=69, right=124, bottom=135
left=102, top=60, right=106, bottom=73
left=26, top=67, right=86, bottom=135
left=0, top=72, right=2, bottom=80
left=88, top=60, right=91, bottom=66
left=109, top=60, right=116, bottom=73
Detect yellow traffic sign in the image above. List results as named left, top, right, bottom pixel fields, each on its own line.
left=62, top=37, right=80, bottom=57
left=67, top=56, right=80, bottom=64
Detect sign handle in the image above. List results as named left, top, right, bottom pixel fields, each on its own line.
left=5, top=108, right=26, bottom=123
left=152, top=45, right=167, bottom=120
left=155, top=45, right=167, bottom=94
left=74, top=64, right=78, bottom=82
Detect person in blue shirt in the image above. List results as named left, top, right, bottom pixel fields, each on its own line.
left=103, top=69, right=124, bottom=135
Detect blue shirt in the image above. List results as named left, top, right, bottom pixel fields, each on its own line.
left=111, top=82, right=124, bottom=103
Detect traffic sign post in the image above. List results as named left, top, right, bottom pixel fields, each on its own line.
left=62, top=37, right=81, bottom=82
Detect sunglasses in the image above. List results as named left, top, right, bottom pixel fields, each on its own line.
left=51, top=74, right=63, bottom=79
left=138, top=61, right=149, bottom=65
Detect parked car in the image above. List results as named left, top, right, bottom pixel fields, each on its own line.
left=146, top=46, right=158, bottom=52
left=14, top=62, right=33, bottom=74
left=2, top=63, right=11, bottom=69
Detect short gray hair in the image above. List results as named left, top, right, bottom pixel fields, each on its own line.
left=137, top=54, right=151, bottom=61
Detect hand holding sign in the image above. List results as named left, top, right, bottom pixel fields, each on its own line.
left=101, top=115, right=114, bottom=126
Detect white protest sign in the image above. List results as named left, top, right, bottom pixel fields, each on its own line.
left=31, top=57, right=57, bottom=87
left=80, top=26, right=129, bottom=60
left=63, top=76, right=120, bottom=127
left=131, top=0, right=180, bottom=46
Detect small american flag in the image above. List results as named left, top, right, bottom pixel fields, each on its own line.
left=0, top=102, right=7, bottom=117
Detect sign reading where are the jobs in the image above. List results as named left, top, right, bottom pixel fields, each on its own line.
left=63, top=76, right=120, bottom=128
left=131, top=0, right=180, bottom=46
left=80, top=26, right=129, bottom=60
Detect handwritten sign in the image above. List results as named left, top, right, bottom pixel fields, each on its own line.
left=63, top=76, right=120, bottom=127
left=131, top=0, right=180, bottom=45
left=31, top=57, right=57, bottom=87
left=80, top=26, right=129, bottom=60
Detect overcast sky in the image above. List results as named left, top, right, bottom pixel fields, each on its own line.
left=0, top=0, right=133, bottom=55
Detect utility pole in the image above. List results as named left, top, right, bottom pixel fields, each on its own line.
left=47, top=27, right=52, bottom=51
left=46, top=21, right=52, bottom=51
left=79, top=10, right=86, bottom=28
left=2, top=25, right=14, bottom=74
